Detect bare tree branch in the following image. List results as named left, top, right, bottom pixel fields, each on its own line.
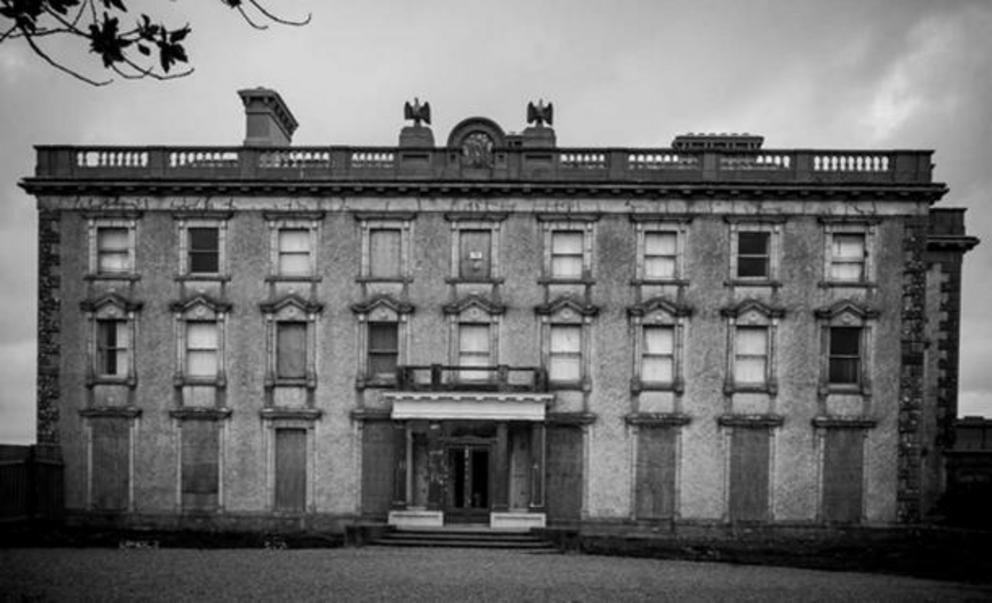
left=235, top=5, right=269, bottom=30
left=22, top=31, right=111, bottom=86
left=246, top=0, right=311, bottom=26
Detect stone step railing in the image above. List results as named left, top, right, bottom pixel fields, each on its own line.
left=33, top=146, right=934, bottom=184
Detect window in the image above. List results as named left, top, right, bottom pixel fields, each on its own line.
left=644, top=232, right=678, bottom=280
left=368, top=322, right=399, bottom=381
left=458, top=323, right=491, bottom=381
left=737, top=232, right=770, bottom=278
left=551, top=231, right=584, bottom=279
left=829, top=233, right=866, bottom=282
left=188, top=227, right=220, bottom=274
left=277, top=229, right=311, bottom=276
left=829, top=327, right=861, bottom=385
left=97, top=227, right=131, bottom=274
left=641, top=326, right=674, bottom=384
left=549, top=325, right=582, bottom=383
left=185, top=322, right=219, bottom=378
left=370, top=228, right=402, bottom=278
left=734, top=327, right=768, bottom=385
left=459, top=229, right=492, bottom=280
left=96, top=319, right=128, bottom=377
left=276, top=322, right=307, bottom=379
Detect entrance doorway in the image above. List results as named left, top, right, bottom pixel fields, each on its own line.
left=445, top=444, right=490, bottom=523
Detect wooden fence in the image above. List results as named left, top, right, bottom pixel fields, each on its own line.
left=0, top=445, right=63, bottom=523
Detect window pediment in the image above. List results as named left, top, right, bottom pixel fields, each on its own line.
left=628, top=297, right=692, bottom=320
left=259, top=294, right=323, bottom=318
left=535, top=296, right=599, bottom=321
left=814, top=299, right=879, bottom=322
left=442, top=294, right=505, bottom=318
left=720, top=299, right=785, bottom=321
left=350, top=294, right=414, bottom=321
left=169, top=295, right=232, bottom=319
left=80, top=293, right=143, bottom=316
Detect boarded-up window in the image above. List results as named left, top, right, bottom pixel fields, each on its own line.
left=549, top=325, right=581, bottom=383
left=97, top=227, right=130, bottom=274
left=277, top=228, right=311, bottom=276
left=370, top=228, right=402, bottom=278
left=361, top=422, right=395, bottom=518
left=729, top=427, right=769, bottom=521
left=829, top=327, right=861, bottom=385
left=734, top=327, right=768, bottom=385
left=274, top=428, right=306, bottom=512
left=546, top=425, right=582, bottom=522
left=182, top=421, right=219, bottom=510
left=188, top=227, right=219, bottom=274
left=459, top=323, right=490, bottom=382
left=737, top=232, right=769, bottom=278
left=822, top=429, right=864, bottom=523
left=186, top=322, right=218, bottom=378
left=644, top=231, right=677, bottom=279
left=276, top=322, right=307, bottom=379
left=830, top=233, right=866, bottom=282
left=91, top=419, right=129, bottom=510
left=642, top=326, right=674, bottom=384
left=635, top=426, right=677, bottom=519
left=550, top=231, right=583, bottom=279
left=368, top=322, right=398, bottom=380
left=96, top=320, right=128, bottom=377
left=459, top=229, right=492, bottom=279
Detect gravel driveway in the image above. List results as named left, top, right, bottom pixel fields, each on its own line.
left=1, top=547, right=988, bottom=602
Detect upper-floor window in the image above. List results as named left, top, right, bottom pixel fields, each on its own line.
left=265, top=213, right=323, bottom=280
left=737, top=232, right=770, bottom=278
left=459, top=230, right=492, bottom=280
left=727, top=219, right=782, bottom=283
left=549, top=324, right=582, bottom=383
left=821, top=219, right=876, bottom=286
left=721, top=299, right=783, bottom=394
left=370, top=228, right=402, bottom=278
left=551, top=231, right=584, bottom=279
left=97, top=319, right=129, bottom=377
left=828, top=327, right=861, bottom=385
left=644, top=232, right=678, bottom=280
left=278, top=229, right=312, bottom=277
left=97, top=228, right=130, bottom=274
left=368, top=322, right=399, bottom=381
left=458, top=323, right=491, bottom=381
left=188, top=228, right=220, bottom=274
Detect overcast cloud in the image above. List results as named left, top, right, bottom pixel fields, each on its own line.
left=1, top=0, right=989, bottom=443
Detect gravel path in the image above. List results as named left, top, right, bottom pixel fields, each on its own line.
left=1, top=547, right=988, bottom=602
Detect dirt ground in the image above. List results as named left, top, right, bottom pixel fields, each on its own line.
left=2, top=547, right=990, bottom=602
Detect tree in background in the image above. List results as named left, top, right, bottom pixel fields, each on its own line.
left=0, top=0, right=309, bottom=85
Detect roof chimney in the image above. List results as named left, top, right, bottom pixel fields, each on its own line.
left=237, top=88, right=299, bottom=146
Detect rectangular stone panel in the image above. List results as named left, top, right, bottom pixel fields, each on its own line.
left=90, top=419, right=129, bottom=511
left=181, top=420, right=219, bottom=510
left=635, top=426, right=677, bottom=519
left=274, top=428, right=306, bottom=512
left=822, top=428, right=864, bottom=523
left=546, top=425, right=582, bottom=522
left=361, top=422, right=395, bottom=518
left=729, top=427, right=769, bottom=521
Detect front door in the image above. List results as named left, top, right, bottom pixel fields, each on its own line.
left=445, top=444, right=490, bottom=523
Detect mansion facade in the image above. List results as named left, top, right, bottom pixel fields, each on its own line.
left=23, top=89, right=977, bottom=531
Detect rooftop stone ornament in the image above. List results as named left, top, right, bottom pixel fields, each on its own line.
left=404, top=98, right=432, bottom=127
left=527, top=100, right=554, bottom=127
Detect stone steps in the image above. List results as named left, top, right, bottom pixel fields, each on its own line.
left=369, top=528, right=559, bottom=552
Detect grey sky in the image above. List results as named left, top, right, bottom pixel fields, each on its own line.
left=1, top=0, right=990, bottom=443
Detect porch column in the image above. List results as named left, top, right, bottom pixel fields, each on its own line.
left=494, top=422, right=509, bottom=511
left=426, top=421, right=444, bottom=510
left=391, top=422, right=407, bottom=508
left=530, top=422, right=545, bottom=509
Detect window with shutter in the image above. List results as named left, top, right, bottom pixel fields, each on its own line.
left=830, top=233, right=866, bottom=282
left=644, top=232, right=677, bottom=280
left=458, top=323, right=491, bottom=381
left=549, top=325, right=582, bottom=383
left=550, top=231, right=584, bottom=279
left=96, top=320, right=128, bottom=377
left=186, top=322, right=218, bottom=378
left=734, top=327, right=768, bottom=385
left=277, top=229, right=311, bottom=276
left=276, top=322, right=307, bottom=379
left=641, top=326, right=674, bottom=384
left=97, top=227, right=131, bottom=274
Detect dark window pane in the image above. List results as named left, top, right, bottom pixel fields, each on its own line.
left=830, top=328, right=861, bottom=355
left=829, top=358, right=860, bottom=384
left=737, top=257, right=768, bottom=278
left=276, top=322, right=307, bottom=379
left=369, top=354, right=398, bottom=378
left=368, top=323, right=398, bottom=378
left=188, top=228, right=219, bottom=273
left=738, top=232, right=769, bottom=255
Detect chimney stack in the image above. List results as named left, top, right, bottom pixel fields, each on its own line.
left=237, top=88, right=298, bottom=146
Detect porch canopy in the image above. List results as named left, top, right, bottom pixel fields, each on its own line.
left=383, top=392, right=552, bottom=421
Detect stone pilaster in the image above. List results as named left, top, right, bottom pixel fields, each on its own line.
left=37, top=208, right=61, bottom=445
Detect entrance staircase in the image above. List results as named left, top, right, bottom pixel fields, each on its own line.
left=369, top=526, right=559, bottom=553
